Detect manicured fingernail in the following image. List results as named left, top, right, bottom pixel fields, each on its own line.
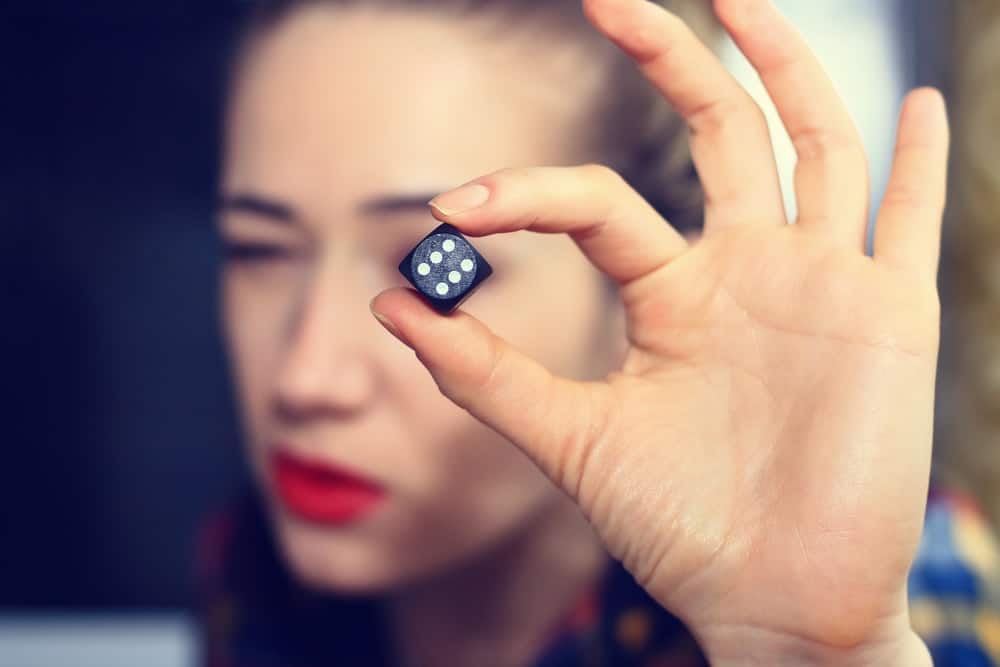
left=428, top=183, right=491, bottom=216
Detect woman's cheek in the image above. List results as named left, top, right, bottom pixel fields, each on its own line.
left=483, top=256, right=605, bottom=373
left=223, top=268, right=303, bottom=443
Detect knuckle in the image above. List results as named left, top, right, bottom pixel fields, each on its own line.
left=605, top=9, right=685, bottom=66
left=579, top=162, right=624, bottom=189
left=473, top=332, right=507, bottom=395
left=880, top=182, right=927, bottom=212
left=548, top=383, right=607, bottom=500
left=688, top=95, right=757, bottom=138
left=489, top=165, right=521, bottom=188
left=712, top=0, right=755, bottom=32
left=792, top=125, right=864, bottom=162
left=548, top=422, right=582, bottom=496
left=578, top=163, right=629, bottom=220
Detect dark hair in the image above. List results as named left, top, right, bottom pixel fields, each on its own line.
left=225, top=0, right=716, bottom=231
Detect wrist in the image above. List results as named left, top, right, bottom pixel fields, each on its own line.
left=699, top=626, right=931, bottom=667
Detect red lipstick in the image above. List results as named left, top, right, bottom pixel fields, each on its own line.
left=270, top=449, right=385, bottom=525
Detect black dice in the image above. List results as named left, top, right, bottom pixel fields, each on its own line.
left=398, top=222, right=493, bottom=314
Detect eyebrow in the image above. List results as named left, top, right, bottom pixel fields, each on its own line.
left=360, top=193, right=440, bottom=216
left=218, top=194, right=297, bottom=223
left=218, top=191, right=442, bottom=224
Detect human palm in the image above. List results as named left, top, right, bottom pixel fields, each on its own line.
left=371, top=0, right=948, bottom=663
left=602, top=225, right=938, bottom=650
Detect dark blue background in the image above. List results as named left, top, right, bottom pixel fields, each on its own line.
left=2, top=3, right=248, bottom=607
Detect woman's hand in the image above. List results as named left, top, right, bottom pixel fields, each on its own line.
left=370, top=0, right=948, bottom=664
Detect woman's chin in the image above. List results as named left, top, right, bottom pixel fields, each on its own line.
left=271, top=513, right=424, bottom=596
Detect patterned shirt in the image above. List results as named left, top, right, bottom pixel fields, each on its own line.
left=199, top=486, right=1000, bottom=666
left=909, top=487, right=1000, bottom=665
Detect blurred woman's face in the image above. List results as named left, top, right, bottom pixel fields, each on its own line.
left=220, top=4, right=624, bottom=592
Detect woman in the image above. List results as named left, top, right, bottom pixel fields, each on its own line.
left=202, top=0, right=985, bottom=664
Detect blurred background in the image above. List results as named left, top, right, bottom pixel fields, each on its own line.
left=0, top=0, right=951, bottom=664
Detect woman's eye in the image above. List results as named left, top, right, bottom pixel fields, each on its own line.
left=222, top=241, right=294, bottom=263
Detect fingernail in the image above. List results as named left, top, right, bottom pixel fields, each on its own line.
left=428, top=183, right=491, bottom=216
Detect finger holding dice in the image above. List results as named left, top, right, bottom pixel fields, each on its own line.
left=370, top=163, right=668, bottom=485
left=423, top=164, right=688, bottom=286
left=369, top=284, right=613, bottom=490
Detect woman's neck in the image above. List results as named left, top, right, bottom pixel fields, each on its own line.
left=385, top=495, right=609, bottom=667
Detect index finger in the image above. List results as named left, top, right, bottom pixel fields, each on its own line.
left=427, top=164, right=688, bottom=285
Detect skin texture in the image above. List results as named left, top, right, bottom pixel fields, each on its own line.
left=371, top=0, right=949, bottom=665
left=220, top=5, right=629, bottom=665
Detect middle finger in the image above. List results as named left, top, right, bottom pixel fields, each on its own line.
left=583, top=0, right=787, bottom=233
left=716, top=0, right=871, bottom=249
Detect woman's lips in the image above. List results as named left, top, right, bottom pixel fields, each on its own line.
left=270, top=448, right=386, bottom=525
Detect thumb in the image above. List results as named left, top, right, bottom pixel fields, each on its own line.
left=369, top=286, right=611, bottom=492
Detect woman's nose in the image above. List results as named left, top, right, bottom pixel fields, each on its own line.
left=273, top=263, right=381, bottom=421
